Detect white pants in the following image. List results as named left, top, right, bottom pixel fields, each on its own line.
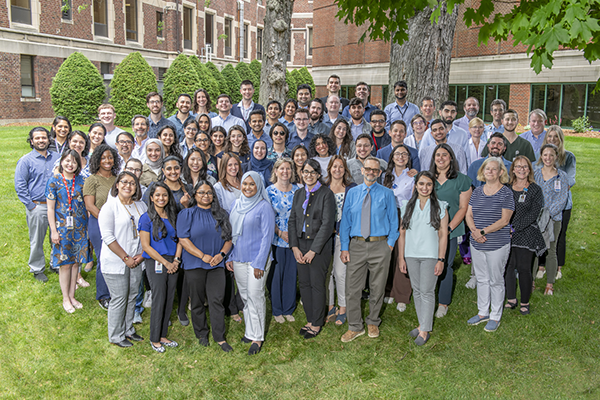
left=471, top=243, right=510, bottom=321
left=328, top=236, right=347, bottom=307
left=233, top=259, right=271, bottom=341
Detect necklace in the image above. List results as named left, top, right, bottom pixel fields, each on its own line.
left=120, top=199, right=141, bottom=239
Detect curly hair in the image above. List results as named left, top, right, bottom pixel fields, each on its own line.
left=308, top=134, right=336, bottom=158
left=89, top=144, right=121, bottom=176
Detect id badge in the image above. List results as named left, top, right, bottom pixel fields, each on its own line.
left=155, top=261, right=163, bottom=274
left=554, top=180, right=561, bottom=192
left=66, top=215, right=74, bottom=229
left=518, top=194, right=526, bottom=203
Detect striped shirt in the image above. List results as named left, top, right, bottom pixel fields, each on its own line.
left=469, top=185, right=515, bottom=252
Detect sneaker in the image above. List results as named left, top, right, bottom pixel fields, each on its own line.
left=341, top=329, right=365, bottom=343
left=283, top=314, right=295, bottom=322
left=143, top=290, right=152, bottom=308
left=396, top=302, right=407, bottom=312
left=435, top=305, right=448, bottom=318
left=465, top=275, right=477, bottom=289
left=556, top=270, right=562, bottom=279
left=536, top=268, right=546, bottom=279
left=462, top=257, right=472, bottom=265
left=467, top=314, right=490, bottom=326
left=484, top=320, right=500, bottom=332
left=133, top=312, right=142, bottom=324
left=98, top=299, right=110, bottom=310
left=367, top=324, right=379, bottom=338
left=273, top=315, right=285, bottom=323
left=383, top=297, right=394, bottom=304
left=34, top=273, right=48, bottom=283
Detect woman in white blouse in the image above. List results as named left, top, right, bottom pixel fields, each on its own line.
left=99, top=171, right=148, bottom=347
left=466, top=118, right=488, bottom=167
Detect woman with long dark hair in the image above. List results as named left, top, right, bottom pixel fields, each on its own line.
left=182, top=148, right=217, bottom=187
left=196, top=113, right=213, bottom=134
left=139, top=182, right=182, bottom=352
left=49, top=116, right=72, bottom=155
left=328, top=119, right=356, bottom=159
left=211, top=126, right=227, bottom=158
left=180, top=119, right=200, bottom=159
left=290, top=145, right=309, bottom=185
left=191, top=88, right=217, bottom=118
left=194, top=131, right=219, bottom=179
left=158, top=125, right=182, bottom=159
left=178, top=181, right=233, bottom=351
left=222, top=125, right=251, bottom=165
left=398, top=171, right=448, bottom=345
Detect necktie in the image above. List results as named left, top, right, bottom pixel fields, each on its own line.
left=361, top=188, right=371, bottom=239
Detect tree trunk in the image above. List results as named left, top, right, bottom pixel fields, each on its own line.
left=387, top=3, right=459, bottom=110
left=259, top=0, right=295, bottom=105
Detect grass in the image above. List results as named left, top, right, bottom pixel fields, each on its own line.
left=0, top=127, right=599, bottom=399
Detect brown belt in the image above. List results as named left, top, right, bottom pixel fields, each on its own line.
left=353, top=236, right=386, bottom=242
left=33, top=201, right=47, bottom=205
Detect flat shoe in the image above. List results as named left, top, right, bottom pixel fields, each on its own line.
left=273, top=315, right=285, bottom=323
left=126, top=333, right=144, bottom=342
left=160, top=340, right=178, bottom=348
left=151, top=342, right=165, bottom=353
left=199, top=337, right=209, bottom=347
left=520, top=304, right=530, bottom=315
left=467, top=314, right=489, bottom=326
left=408, top=328, right=420, bottom=338
left=219, top=342, right=233, bottom=353
left=326, top=307, right=337, bottom=323
left=284, top=315, right=295, bottom=322
left=178, top=314, right=190, bottom=326
left=83, top=263, right=94, bottom=273
left=335, top=313, right=347, bottom=326
left=248, top=343, right=261, bottom=355
left=240, top=336, right=252, bottom=344
left=113, top=339, right=133, bottom=348
left=544, top=285, right=554, bottom=295
left=71, top=300, right=83, bottom=310
left=414, top=333, right=430, bottom=346
left=504, top=301, right=517, bottom=309
left=76, top=277, right=90, bottom=288
left=63, top=302, right=75, bottom=314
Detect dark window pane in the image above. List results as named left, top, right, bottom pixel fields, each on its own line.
left=561, top=84, right=586, bottom=126
left=497, top=85, right=510, bottom=109
left=484, top=85, right=497, bottom=123
left=125, top=0, right=137, bottom=41
left=448, top=85, right=456, bottom=102
left=11, top=0, right=31, bottom=24
left=456, top=85, right=467, bottom=119
left=62, top=0, right=72, bottom=20
left=183, top=7, right=192, bottom=49
left=587, top=84, right=600, bottom=128
left=530, top=85, right=546, bottom=112
left=225, top=19, right=232, bottom=56
left=156, top=12, right=163, bottom=38
left=205, top=14, right=213, bottom=51
left=257, top=28, right=262, bottom=59
left=467, top=85, right=484, bottom=119
left=21, top=55, right=35, bottom=97
left=545, top=85, right=561, bottom=125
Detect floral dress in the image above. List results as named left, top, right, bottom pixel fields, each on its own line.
left=45, top=174, right=91, bottom=267
left=267, top=184, right=301, bottom=247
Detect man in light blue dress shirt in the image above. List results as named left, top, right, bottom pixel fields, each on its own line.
left=420, top=101, right=469, bottom=149
left=453, top=97, right=480, bottom=134
left=520, top=109, right=547, bottom=154
left=384, top=80, right=420, bottom=131
left=211, top=94, right=247, bottom=135
left=485, top=99, right=506, bottom=136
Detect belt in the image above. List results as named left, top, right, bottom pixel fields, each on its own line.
left=353, top=236, right=386, bottom=242
left=33, top=201, right=47, bottom=205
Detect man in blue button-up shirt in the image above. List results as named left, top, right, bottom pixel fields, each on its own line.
left=384, top=80, right=420, bottom=131
left=339, top=157, right=399, bottom=342
left=167, top=93, right=195, bottom=142
left=14, top=127, right=60, bottom=282
left=211, top=94, right=247, bottom=135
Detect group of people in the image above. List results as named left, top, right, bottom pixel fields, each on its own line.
left=14, top=74, right=576, bottom=351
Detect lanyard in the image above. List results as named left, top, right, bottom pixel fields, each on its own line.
left=395, top=103, right=409, bottom=121
left=61, top=174, right=76, bottom=213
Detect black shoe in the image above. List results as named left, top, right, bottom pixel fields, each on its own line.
left=49, top=268, right=59, bottom=274
left=299, top=326, right=310, bottom=336
left=248, top=343, right=261, bottom=355
left=241, top=336, right=252, bottom=344
left=361, top=290, right=370, bottom=300
left=178, top=314, right=190, bottom=326
left=304, top=327, right=321, bottom=339
left=34, top=273, right=48, bottom=283
left=113, top=339, right=133, bottom=348
left=126, top=333, right=144, bottom=342
left=98, top=299, right=110, bottom=310
left=219, top=342, right=233, bottom=353
left=199, top=337, right=209, bottom=347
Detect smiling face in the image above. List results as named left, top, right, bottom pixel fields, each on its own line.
left=284, top=102, right=297, bottom=117
left=488, top=137, right=506, bottom=157
left=61, top=154, right=77, bottom=175
left=89, top=126, right=105, bottom=147
left=529, top=113, right=546, bottom=136
left=99, top=150, right=114, bottom=173
left=349, top=104, right=364, bottom=121
left=334, top=123, right=348, bottom=141
left=329, top=158, right=346, bottom=181
left=69, top=134, right=86, bottom=155
left=159, top=129, right=175, bottom=148
left=464, top=98, right=479, bottom=118
left=412, top=117, right=427, bottom=135
left=392, top=147, right=410, bottom=169
left=147, top=95, right=163, bottom=115
left=253, top=141, right=267, bottom=161
left=491, top=104, right=504, bottom=123
left=309, top=102, right=323, bottom=121
left=355, top=138, right=372, bottom=160
left=315, top=138, right=329, bottom=157
left=434, top=148, right=451, bottom=171
left=394, top=85, right=407, bottom=101
left=188, top=151, right=204, bottom=173
left=116, top=135, right=133, bottom=157
left=184, top=123, right=198, bottom=141
left=31, top=130, right=49, bottom=152
left=211, top=130, right=225, bottom=147
left=162, top=160, right=181, bottom=183
left=546, top=130, right=561, bottom=147
left=195, top=91, right=208, bottom=108
left=483, top=160, right=502, bottom=183
left=469, top=123, right=485, bottom=139
left=54, top=120, right=70, bottom=140
left=176, top=96, right=192, bottom=113
left=217, top=97, right=232, bottom=113
left=198, top=115, right=211, bottom=132
left=502, top=112, right=518, bottom=132
left=195, top=133, right=210, bottom=152
left=132, top=117, right=148, bottom=138
left=440, top=105, right=458, bottom=125
left=241, top=84, right=255, bottom=101
left=355, top=85, right=369, bottom=101
left=229, top=129, right=245, bottom=149
left=302, top=163, right=320, bottom=187
left=98, top=108, right=116, bottom=125
left=249, top=114, right=265, bottom=133
left=297, top=89, right=311, bottom=106
left=326, top=96, right=341, bottom=114
left=117, top=175, right=137, bottom=199
left=327, top=77, right=340, bottom=93
left=125, top=160, right=143, bottom=178
left=541, top=147, right=557, bottom=168
left=430, top=122, right=447, bottom=144
left=361, top=159, right=381, bottom=184
left=416, top=174, right=434, bottom=198
left=275, top=161, right=292, bottom=182
left=146, top=143, right=161, bottom=163
left=512, top=159, right=530, bottom=181
left=293, top=148, right=308, bottom=168
left=242, top=176, right=258, bottom=197
left=420, top=100, right=434, bottom=119
left=271, top=127, right=287, bottom=144
left=195, top=183, right=214, bottom=208
left=370, top=114, right=386, bottom=134
left=267, top=103, right=281, bottom=120
left=389, top=123, right=406, bottom=144
left=151, top=186, right=169, bottom=209
left=294, top=113, right=309, bottom=131
left=226, top=157, right=240, bottom=178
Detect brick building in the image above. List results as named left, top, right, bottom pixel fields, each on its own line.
left=312, top=1, right=600, bottom=128
left=0, top=0, right=314, bottom=124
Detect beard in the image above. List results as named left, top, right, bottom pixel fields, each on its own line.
left=466, top=110, right=478, bottom=118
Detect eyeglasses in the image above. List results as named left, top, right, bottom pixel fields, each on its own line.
left=363, top=167, right=379, bottom=173
left=393, top=152, right=409, bottom=158
left=117, top=140, right=133, bottom=146
left=196, top=191, right=214, bottom=196
left=302, top=170, right=318, bottom=176
left=371, top=119, right=385, bottom=125
left=119, top=180, right=136, bottom=187
left=126, top=167, right=142, bottom=174
left=273, top=131, right=286, bottom=136
left=514, top=165, right=529, bottom=170
left=413, top=121, right=425, bottom=126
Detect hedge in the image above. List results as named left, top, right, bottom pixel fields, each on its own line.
left=162, top=54, right=201, bottom=116
left=189, top=55, right=220, bottom=108
left=206, top=62, right=229, bottom=96
left=235, top=62, right=259, bottom=103
left=221, top=64, right=243, bottom=104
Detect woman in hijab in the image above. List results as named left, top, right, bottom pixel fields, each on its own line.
left=225, top=171, right=275, bottom=355
left=249, top=140, right=274, bottom=187
left=140, top=139, right=164, bottom=187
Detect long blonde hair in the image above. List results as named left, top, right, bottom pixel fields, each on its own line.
left=540, top=125, right=566, bottom=166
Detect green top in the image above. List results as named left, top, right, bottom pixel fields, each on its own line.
left=83, top=174, right=116, bottom=209
left=481, top=135, right=535, bottom=163
left=435, top=172, right=472, bottom=239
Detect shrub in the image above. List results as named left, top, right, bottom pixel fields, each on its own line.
left=221, top=64, right=243, bottom=104
left=290, top=69, right=301, bottom=97
left=50, top=52, right=106, bottom=124
left=298, top=66, right=315, bottom=97
left=235, top=62, right=259, bottom=103
left=206, top=62, right=229, bottom=96
left=110, top=52, right=158, bottom=126
left=189, top=55, right=220, bottom=109
left=162, top=54, right=201, bottom=116
left=572, top=116, right=592, bottom=133
left=286, top=69, right=297, bottom=100
left=250, top=59, right=262, bottom=84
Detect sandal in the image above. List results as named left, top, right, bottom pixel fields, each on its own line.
left=326, top=307, right=337, bottom=323
left=76, top=277, right=90, bottom=288
left=504, top=300, right=517, bottom=309
left=520, top=304, right=530, bottom=315
left=335, top=313, right=347, bottom=325
left=544, top=284, right=554, bottom=296
left=231, top=314, right=242, bottom=323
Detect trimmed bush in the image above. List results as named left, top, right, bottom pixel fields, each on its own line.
left=298, top=67, right=316, bottom=97
left=110, top=52, right=158, bottom=126
left=206, top=62, right=229, bottom=96
left=50, top=52, right=105, bottom=125
left=221, top=64, right=242, bottom=104
left=286, top=69, right=297, bottom=100
left=290, top=69, right=301, bottom=97
left=250, top=59, right=262, bottom=84
left=189, top=55, right=220, bottom=109
left=235, top=62, right=259, bottom=103
left=162, top=54, right=201, bottom=116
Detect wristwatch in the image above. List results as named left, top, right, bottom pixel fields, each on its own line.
left=437, top=257, right=446, bottom=263
left=174, top=256, right=181, bottom=263
left=220, top=252, right=227, bottom=258
left=448, top=225, right=453, bottom=233
left=480, top=230, right=486, bottom=236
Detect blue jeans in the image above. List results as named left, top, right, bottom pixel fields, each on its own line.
left=437, top=237, right=458, bottom=306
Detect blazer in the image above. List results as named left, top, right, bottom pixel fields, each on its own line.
left=288, top=184, right=336, bottom=254
left=231, top=102, right=266, bottom=133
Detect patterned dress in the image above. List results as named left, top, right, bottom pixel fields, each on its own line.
left=267, top=184, right=301, bottom=247
left=45, top=174, right=91, bottom=267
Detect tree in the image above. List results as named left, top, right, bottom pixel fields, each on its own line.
left=259, top=0, right=295, bottom=105
left=298, top=66, right=315, bottom=97
left=50, top=52, right=105, bottom=124
left=235, top=62, right=260, bottom=103
left=221, top=64, right=243, bottom=104
left=286, top=69, right=297, bottom=99
left=290, top=69, right=301, bottom=95
left=110, top=52, right=158, bottom=126
left=206, top=61, right=229, bottom=96
left=189, top=55, right=220, bottom=107
left=162, top=54, right=201, bottom=116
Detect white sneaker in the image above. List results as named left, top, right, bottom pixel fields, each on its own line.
left=465, top=275, right=477, bottom=289
left=133, top=312, right=143, bottom=324
left=556, top=270, right=562, bottom=279
left=396, top=303, right=407, bottom=312
left=383, top=297, right=394, bottom=304
left=536, top=269, right=546, bottom=279
left=273, top=315, right=285, bottom=323
left=142, top=290, right=152, bottom=308
left=435, top=305, right=448, bottom=318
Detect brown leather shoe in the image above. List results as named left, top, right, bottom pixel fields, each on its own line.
left=340, top=329, right=365, bottom=343
left=367, top=324, right=379, bottom=338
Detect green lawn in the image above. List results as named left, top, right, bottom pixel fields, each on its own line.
left=0, top=126, right=598, bottom=399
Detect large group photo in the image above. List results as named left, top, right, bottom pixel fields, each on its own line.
left=2, top=0, right=600, bottom=398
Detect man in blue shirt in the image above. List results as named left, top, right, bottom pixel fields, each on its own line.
left=347, top=98, right=372, bottom=141
left=146, top=92, right=173, bottom=139
left=339, top=157, right=399, bottom=342
left=467, top=132, right=512, bottom=188
left=247, top=109, right=273, bottom=149
left=287, top=108, right=313, bottom=149
left=485, top=99, right=506, bottom=136
left=384, top=80, right=420, bottom=131
left=342, top=82, right=377, bottom=122
left=14, top=127, right=60, bottom=282
left=167, top=93, right=195, bottom=142
left=453, top=97, right=480, bottom=133
left=211, top=94, right=247, bottom=134
left=231, top=79, right=266, bottom=133
left=520, top=109, right=547, bottom=154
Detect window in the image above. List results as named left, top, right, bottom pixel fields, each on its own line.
left=447, top=84, right=510, bottom=123
left=62, top=0, right=72, bottom=20
left=224, top=18, right=232, bottom=56
left=243, top=24, right=249, bottom=59
left=100, top=62, right=111, bottom=75
left=156, top=11, right=163, bottom=38
left=205, top=14, right=214, bottom=53
left=307, top=27, right=313, bottom=56
left=125, top=0, right=137, bottom=41
left=11, top=0, right=31, bottom=24
left=287, top=37, right=291, bottom=62
left=21, top=55, right=35, bottom=98
left=340, top=86, right=356, bottom=101
left=158, top=67, right=167, bottom=81
left=183, top=7, right=193, bottom=50
left=531, top=83, right=598, bottom=127
left=257, top=28, right=263, bottom=60
left=93, top=0, right=108, bottom=37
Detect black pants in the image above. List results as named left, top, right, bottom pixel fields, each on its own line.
left=504, top=247, right=534, bottom=304
left=176, top=268, right=189, bottom=320
left=187, top=267, right=227, bottom=342
left=146, top=256, right=178, bottom=343
left=557, top=208, right=571, bottom=267
left=297, top=237, right=332, bottom=327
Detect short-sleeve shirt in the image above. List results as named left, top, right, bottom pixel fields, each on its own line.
left=138, top=213, right=178, bottom=258
left=435, top=173, right=472, bottom=239
left=177, top=206, right=226, bottom=270
left=83, top=174, right=116, bottom=209
left=469, top=185, right=515, bottom=251
left=401, top=198, right=447, bottom=259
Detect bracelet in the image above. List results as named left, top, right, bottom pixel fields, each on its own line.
left=174, top=256, right=181, bottom=263
left=123, top=256, right=130, bottom=262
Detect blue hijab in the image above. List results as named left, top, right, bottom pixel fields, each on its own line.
left=229, top=171, right=270, bottom=245
left=250, top=140, right=274, bottom=186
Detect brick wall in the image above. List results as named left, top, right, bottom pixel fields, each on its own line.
left=38, top=0, right=93, bottom=40
left=508, top=84, right=531, bottom=127
left=0, top=1, right=8, bottom=27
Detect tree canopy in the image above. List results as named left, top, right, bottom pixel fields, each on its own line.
left=335, top=0, right=600, bottom=90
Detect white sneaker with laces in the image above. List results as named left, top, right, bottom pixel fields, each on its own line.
left=465, top=275, right=477, bottom=289
left=435, top=305, right=448, bottom=318
left=383, top=297, right=394, bottom=304
left=396, top=303, right=407, bottom=312
left=536, top=269, right=546, bottom=279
